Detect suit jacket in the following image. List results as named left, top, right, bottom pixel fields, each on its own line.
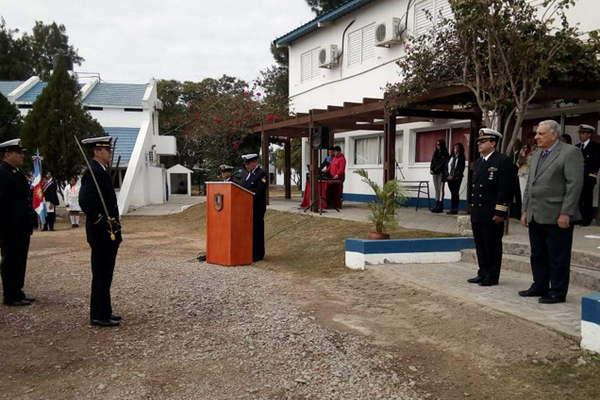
left=0, top=161, right=36, bottom=239
left=79, top=160, right=122, bottom=246
left=576, top=140, right=600, bottom=181
left=448, top=154, right=465, bottom=180
left=469, top=152, right=513, bottom=223
left=43, top=179, right=60, bottom=205
left=241, top=166, right=267, bottom=217
left=522, top=141, right=584, bottom=224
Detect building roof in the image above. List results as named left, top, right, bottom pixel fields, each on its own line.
left=0, top=79, right=149, bottom=107
left=15, top=81, right=48, bottom=103
left=0, top=81, right=24, bottom=97
left=84, top=83, right=147, bottom=107
left=275, top=0, right=375, bottom=46
left=103, top=127, right=140, bottom=165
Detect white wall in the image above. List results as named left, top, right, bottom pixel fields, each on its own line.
left=88, top=108, right=148, bottom=129
left=289, top=0, right=599, bottom=202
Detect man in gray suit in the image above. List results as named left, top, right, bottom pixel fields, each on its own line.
left=519, top=120, right=584, bottom=304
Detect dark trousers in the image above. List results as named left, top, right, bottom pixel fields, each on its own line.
left=253, top=211, right=265, bottom=262
left=1, top=234, right=31, bottom=303
left=528, top=220, right=573, bottom=297
left=90, top=243, right=119, bottom=320
left=43, top=212, right=56, bottom=231
left=471, top=221, right=504, bottom=283
left=579, top=178, right=596, bottom=225
left=447, top=178, right=462, bottom=211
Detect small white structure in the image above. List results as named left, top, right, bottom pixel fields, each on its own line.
left=0, top=75, right=177, bottom=215
left=167, top=164, right=193, bottom=196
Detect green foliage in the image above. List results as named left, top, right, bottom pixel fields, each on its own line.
left=21, top=56, right=102, bottom=182
left=157, top=75, right=263, bottom=179
left=386, top=0, right=589, bottom=153
left=305, top=0, right=349, bottom=15
left=354, top=169, right=406, bottom=234
left=0, top=19, right=83, bottom=80
left=0, top=92, right=22, bottom=143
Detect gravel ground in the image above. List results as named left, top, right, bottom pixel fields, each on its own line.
left=1, top=208, right=599, bottom=400
left=1, top=254, right=421, bottom=400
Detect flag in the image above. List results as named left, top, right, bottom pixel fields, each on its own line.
left=32, top=150, right=47, bottom=226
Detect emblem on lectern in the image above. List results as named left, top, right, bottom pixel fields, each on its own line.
left=214, top=193, right=224, bottom=211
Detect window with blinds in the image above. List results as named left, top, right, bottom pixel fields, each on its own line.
left=347, top=23, right=377, bottom=67
left=300, top=48, right=320, bottom=82
left=354, top=135, right=383, bottom=165
left=413, top=0, right=452, bottom=37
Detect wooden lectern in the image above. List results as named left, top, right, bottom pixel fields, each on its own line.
left=206, top=182, right=254, bottom=266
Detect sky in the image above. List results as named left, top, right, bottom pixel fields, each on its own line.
left=0, top=0, right=314, bottom=84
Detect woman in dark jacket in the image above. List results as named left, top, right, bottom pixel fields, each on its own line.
left=430, top=139, right=449, bottom=213
left=446, top=142, right=466, bottom=214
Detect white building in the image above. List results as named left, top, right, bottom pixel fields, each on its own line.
left=275, top=0, right=599, bottom=207
left=0, top=76, right=177, bottom=215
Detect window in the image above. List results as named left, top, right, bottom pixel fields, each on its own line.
left=354, top=135, right=382, bottom=165
left=414, top=0, right=452, bottom=37
left=449, top=127, right=470, bottom=160
left=301, top=48, right=320, bottom=82
left=415, top=129, right=448, bottom=163
left=347, top=23, right=377, bottom=67
left=395, top=133, right=403, bottom=164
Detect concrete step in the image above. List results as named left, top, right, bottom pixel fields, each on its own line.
left=502, top=240, right=600, bottom=271
left=461, top=249, right=600, bottom=291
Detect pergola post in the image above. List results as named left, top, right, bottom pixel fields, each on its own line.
left=309, top=115, right=319, bottom=212
left=284, top=138, right=292, bottom=199
left=383, top=109, right=397, bottom=183
left=261, top=126, right=270, bottom=205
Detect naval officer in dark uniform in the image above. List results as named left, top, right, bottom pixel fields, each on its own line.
left=78, top=136, right=123, bottom=327
left=468, top=129, right=514, bottom=286
left=576, top=124, right=600, bottom=226
left=240, top=154, right=267, bottom=262
left=0, top=139, right=37, bottom=306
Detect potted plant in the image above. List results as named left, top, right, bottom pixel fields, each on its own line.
left=354, top=169, right=406, bottom=240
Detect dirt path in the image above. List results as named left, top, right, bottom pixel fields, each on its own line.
left=0, top=206, right=598, bottom=399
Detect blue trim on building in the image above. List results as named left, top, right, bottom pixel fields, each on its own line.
left=275, top=0, right=375, bottom=46
left=582, top=293, right=600, bottom=325
left=16, top=81, right=47, bottom=103
left=342, top=193, right=468, bottom=210
left=345, top=237, right=475, bottom=254
left=0, top=81, right=23, bottom=97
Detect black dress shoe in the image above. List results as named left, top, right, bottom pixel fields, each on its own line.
left=446, top=210, right=458, bottom=215
left=110, top=314, right=122, bottom=321
left=23, top=297, right=36, bottom=302
left=467, top=276, right=483, bottom=284
left=479, top=281, right=498, bottom=287
left=4, top=299, right=32, bottom=307
left=90, top=319, right=120, bottom=327
left=539, top=295, right=566, bottom=304
left=518, top=289, right=546, bottom=297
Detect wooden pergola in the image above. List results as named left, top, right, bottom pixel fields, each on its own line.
left=252, top=85, right=481, bottom=212
left=251, top=84, right=600, bottom=212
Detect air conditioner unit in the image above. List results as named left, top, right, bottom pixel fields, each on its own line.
left=375, top=17, right=406, bottom=47
left=318, top=45, right=339, bottom=69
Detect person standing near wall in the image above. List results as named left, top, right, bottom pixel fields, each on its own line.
left=64, top=176, right=81, bottom=228
left=468, top=129, right=513, bottom=286
left=430, top=139, right=449, bottom=213
left=575, top=124, right=600, bottom=226
left=519, top=120, right=584, bottom=304
left=42, top=172, right=59, bottom=231
left=445, top=143, right=465, bottom=215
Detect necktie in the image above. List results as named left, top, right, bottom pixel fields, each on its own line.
left=536, top=150, right=550, bottom=176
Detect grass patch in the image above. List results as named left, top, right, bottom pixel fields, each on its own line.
left=260, top=210, right=448, bottom=278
